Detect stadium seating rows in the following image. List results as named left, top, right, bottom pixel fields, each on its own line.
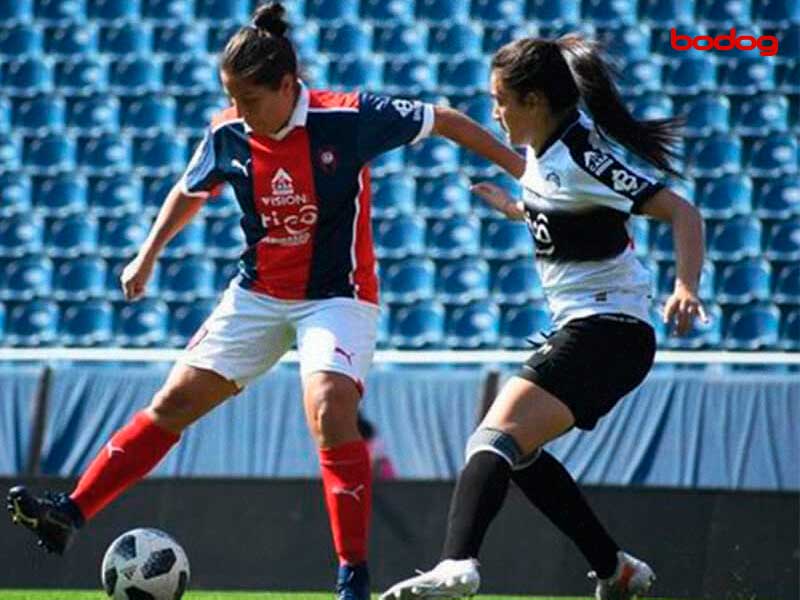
left=0, top=0, right=798, bottom=349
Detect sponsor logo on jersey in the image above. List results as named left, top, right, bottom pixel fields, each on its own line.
left=611, top=168, right=641, bottom=193
left=391, top=99, right=416, bottom=117
left=531, top=213, right=555, bottom=256
left=583, top=150, right=614, bottom=175
left=259, top=168, right=318, bottom=246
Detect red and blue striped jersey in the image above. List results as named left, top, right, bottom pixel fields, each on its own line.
left=180, top=84, right=434, bottom=304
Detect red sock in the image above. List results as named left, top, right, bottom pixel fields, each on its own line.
left=70, top=411, right=180, bottom=521
left=319, top=439, right=372, bottom=565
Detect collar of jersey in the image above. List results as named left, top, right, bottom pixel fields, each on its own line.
left=242, top=80, right=309, bottom=140
left=534, top=108, right=581, bottom=158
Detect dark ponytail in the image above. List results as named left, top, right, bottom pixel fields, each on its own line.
left=220, top=2, right=297, bottom=89
left=493, top=35, right=683, bottom=178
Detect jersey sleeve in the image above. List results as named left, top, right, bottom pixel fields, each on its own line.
left=179, top=128, right=224, bottom=198
left=356, top=92, right=435, bottom=163
left=563, top=127, right=665, bottom=214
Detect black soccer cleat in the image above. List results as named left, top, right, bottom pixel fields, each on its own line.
left=7, top=485, right=84, bottom=555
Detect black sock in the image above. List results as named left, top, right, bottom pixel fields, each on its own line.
left=511, top=451, right=619, bottom=579
left=441, top=451, right=511, bottom=561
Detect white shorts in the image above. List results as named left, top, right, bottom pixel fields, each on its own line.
left=181, top=282, right=380, bottom=392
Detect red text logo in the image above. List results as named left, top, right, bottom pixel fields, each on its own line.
left=670, top=28, right=779, bottom=56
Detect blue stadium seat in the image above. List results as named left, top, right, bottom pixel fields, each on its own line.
left=88, top=174, right=142, bottom=216
left=0, top=173, right=32, bottom=217
left=663, top=56, right=717, bottom=94
left=88, top=0, right=140, bottom=21
left=328, top=57, right=383, bottom=89
left=169, top=299, right=216, bottom=347
left=778, top=62, right=800, bottom=93
left=755, top=176, right=800, bottom=219
left=1, top=256, right=52, bottom=301
left=493, top=259, right=545, bottom=305
left=0, top=302, right=5, bottom=340
left=319, top=22, right=371, bottom=55
left=720, top=56, right=776, bottom=94
left=650, top=221, right=674, bottom=260
left=753, top=0, right=800, bottom=25
left=78, top=133, right=131, bottom=174
left=0, top=135, right=22, bottom=170
left=6, top=300, right=59, bottom=347
left=24, top=133, right=76, bottom=173
left=0, top=96, right=9, bottom=133
left=109, top=57, right=162, bottom=94
left=153, top=23, right=207, bottom=56
left=765, top=220, right=800, bottom=260
left=472, top=0, right=524, bottom=23
left=373, top=24, right=427, bottom=56
left=650, top=23, right=704, bottom=56
left=436, top=258, right=490, bottom=303
left=696, top=0, right=752, bottom=24
left=663, top=302, right=722, bottom=349
left=417, top=0, right=469, bottom=22
left=746, top=135, right=799, bottom=176
left=483, top=219, right=533, bottom=260
left=374, top=216, right=426, bottom=258
left=214, top=259, right=238, bottom=292
left=773, top=24, right=800, bottom=62
left=499, top=303, right=552, bottom=349
left=381, top=258, right=436, bottom=303
left=160, top=257, right=216, bottom=301
left=203, top=185, right=239, bottom=217
left=59, top=300, right=113, bottom=346
left=52, top=256, right=106, bottom=300
left=627, top=94, right=673, bottom=124
left=0, top=0, right=33, bottom=22
left=46, top=215, right=98, bottom=257
left=687, top=134, right=742, bottom=177
left=427, top=217, right=482, bottom=259
left=115, top=298, right=169, bottom=347
left=121, top=95, right=177, bottom=132
left=371, top=174, right=416, bottom=218
left=731, top=94, right=789, bottom=135
left=780, top=308, right=800, bottom=350
left=416, top=174, right=472, bottom=218
left=482, top=24, right=536, bottom=54
left=195, top=0, right=248, bottom=21
left=105, top=258, right=161, bottom=300
left=306, top=0, right=359, bottom=22
left=99, top=22, right=152, bottom=56
left=34, top=174, right=88, bottom=216
left=2, top=57, right=52, bottom=95
left=35, top=0, right=86, bottom=22
left=389, top=300, right=445, bottom=348
left=695, top=175, right=752, bottom=218
left=45, top=23, right=97, bottom=56
left=98, top=215, right=149, bottom=257
left=638, top=0, right=695, bottom=24
left=206, top=215, right=246, bottom=258
left=206, top=22, right=241, bottom=54
left=428, top=23, right=482, bottom=56
left=376, top=305, right=390, bottom=348
left=456, top=94, right=502, bottom=134
left=526, top=0, right=579, bottom=22
left=724, top=304, right=780, bottom=350
left=133, top=133, right=187, bottom=175
left=176, top=95, right=227, bottom=131
left=707, top=217, right=763, bottom=261
left=142, top=174, right=181, bottom=213
left=67, top=95, right=120, bottom=132
left=617, top=59, right=662, bottom=94
left=582, top=0, right=636, bottom=25
left=162, top=218, right=205, bottom=258
left=55, top=57, right=107, bottom=93
left=300, top=56, right=329, bottom=88
left=438, top=58, right=490, bottom=95
left=716, top=259, right=772, bottom=304
left=679, top=94, right=730, bottom=137
left=597, top=26, right=651, bottom=62
left=370, top=147, right=405, bottom=176
left=446, top=300, right=500, bottom=348
left=406, top=138, right=459, bottom=175
left=361, top=0, right=414, bottom=22
left=383, top=58, right=437, bottom=94
left=163, top=58, right=217, bottom=94
left=0, top=25, right=43, bottom=56
left=141, top=0, right=191, bottom=20
left=0, top=215, right=43, bottom=256
left=658, top=261, right=715, bottom=300
left=459, top=146, right=500, bottom=177
left=628, top=216, right=650, bottom=257
left=13, top=95, right=65, bottom=132
left=469, top=172, right=520, bottom=215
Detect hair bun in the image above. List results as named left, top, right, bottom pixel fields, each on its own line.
left=252, top=2, right=289, bottom=37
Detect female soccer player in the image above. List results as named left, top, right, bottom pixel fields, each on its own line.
left=6, top=4, right=522, bottom=599
left=382, top=35, right=706, bottom=600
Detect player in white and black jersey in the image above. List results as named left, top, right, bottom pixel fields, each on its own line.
left=382, top=35, right=707, bottom=600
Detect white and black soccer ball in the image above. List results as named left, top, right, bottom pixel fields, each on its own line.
left=101, top=528, right=190, bottom=600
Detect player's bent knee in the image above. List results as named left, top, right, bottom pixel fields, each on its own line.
left=465, top=427, right=541, bottom=470
left=148, top=387, right=202, bottom=431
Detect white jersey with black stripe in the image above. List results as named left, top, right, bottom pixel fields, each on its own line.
left=519, top=110, right=664, bottom=327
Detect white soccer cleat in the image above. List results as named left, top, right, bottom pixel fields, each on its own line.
left=589, top=551, right=656, bottom=600
left=380, top=558, right=481, bottom=599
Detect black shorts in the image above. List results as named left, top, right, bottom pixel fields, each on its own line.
left=517, top=313, right=656, bottom=431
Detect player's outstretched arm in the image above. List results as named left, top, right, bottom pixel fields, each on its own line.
left=120, top=184, right=205, bottom=301
left=431, top=106, right=525, bottom=180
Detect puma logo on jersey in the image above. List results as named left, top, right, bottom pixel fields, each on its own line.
left=332, top=484, right=365, bottom=503
left=231, top=158, right=251, bottom=176
left=334, top=346, right=355, bottom=365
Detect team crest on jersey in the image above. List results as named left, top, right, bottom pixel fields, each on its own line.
left=317, top=146, right=339, bottom=175
left=271, top=168, right=295, bottom=196
left=545, top=171, right=561, bottom=190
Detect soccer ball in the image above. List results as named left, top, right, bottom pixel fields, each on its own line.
left=101, top=528, right=190, bottom=600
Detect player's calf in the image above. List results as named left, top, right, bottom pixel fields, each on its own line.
left=7, top=485, right=84, bottom=555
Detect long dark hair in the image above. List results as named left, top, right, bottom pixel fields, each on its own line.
left=220, top=2, right=297, bottom=89
left=492, top=35, right=683, bottom=178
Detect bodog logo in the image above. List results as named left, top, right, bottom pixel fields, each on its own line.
left=670, top=28, right=779, bottom=56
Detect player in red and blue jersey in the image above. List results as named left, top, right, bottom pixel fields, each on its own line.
left=6, top=4, right=522, bottom=599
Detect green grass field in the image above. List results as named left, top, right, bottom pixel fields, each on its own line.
left=0, top=593, right=593, bottom=600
